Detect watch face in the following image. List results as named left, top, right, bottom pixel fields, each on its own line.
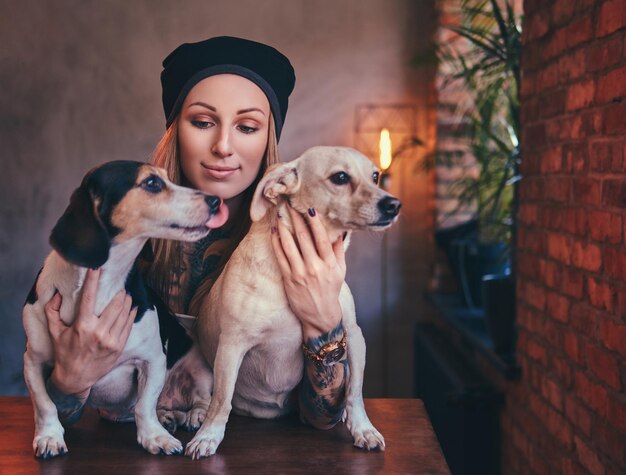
left=322, top=346, right=346, bottom=365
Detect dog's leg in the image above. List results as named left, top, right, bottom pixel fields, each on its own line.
left=134, top=352, right=183, bottom=455
left=344, top=325, right=386, bottom=451
left=23, top=353, right=68, bottom=458
left=158, top=346, right=213, bottom=433
left=185, top=335, right=251, bottom=459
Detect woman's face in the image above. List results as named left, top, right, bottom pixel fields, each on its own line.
left=177, top=74, right=270, bottom=200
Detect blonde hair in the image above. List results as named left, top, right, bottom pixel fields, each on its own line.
left=147, top=113, right=280, bottom=314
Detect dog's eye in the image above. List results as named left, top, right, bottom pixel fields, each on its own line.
left=141, top=175, right=165, bottom=193
left=330, top=172, right=351, bottom=185
left=372, top=171, right=380, bottom=184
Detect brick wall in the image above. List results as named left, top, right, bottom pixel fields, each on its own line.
left=502, top=1, right=626, bottom=474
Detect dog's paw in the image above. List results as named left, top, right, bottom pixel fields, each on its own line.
left=352, top=426, right=386, bottom=451
left=33, top=433, right=68, bottom=459
left=184, top=405, right=207, bottom=431
left=158, top=409, right=182, bottom=434
left=184, top=425, right=225, bottom=459
left=138, top=430, right=183, bottom=455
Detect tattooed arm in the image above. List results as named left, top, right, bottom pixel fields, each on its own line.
left=270, top=206, right=348, bottom=429
left=298, top=323, right=348, bottom=429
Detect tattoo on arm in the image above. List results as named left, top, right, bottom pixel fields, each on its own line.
left=299, top=323, right=348, bottom=429
left=46, top=378, right=88, bottom=426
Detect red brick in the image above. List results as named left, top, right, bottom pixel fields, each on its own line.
left=570, top=303, right=598, bottom=336
left=597, top=65, right=626, bottom=103
left=542, top=376, right=564, bottom=411
left=523, top=123, right=546, bottom=149
left=585, top=35, right=623, bottom=72
left=527, top=338, right=549, bottom=366
left=605, top=101, right=626, bottom=135
left=564, top=142, right=589, bottom=173
left=543, top=176, right=571, bottom=202
left=522, top=96, right=541, bottom=122
left=607, top=395, right=626, bottom=434
left=526, top=11, right=550, bottom=41
left=540, top=259, right=562, bottom=289
left=572, top=177, right=602, bottom=205
left=521, top=70, right=537, bottom=97
left=547, top=232, right=571, bottom=264
left=602, top=179, right=626, bottom=208
left=543, top=28, right=568, bottom=62
left=562, top=268, right=584, bottom=299
left=541, top=88, right=568, bottom=118
left=565, top=394, right=593, bottom=436
left=571, top=239, right=602, bottom=271
left=523, top=281, right=547, bottom=311
left=546, top=115, right=583, bottom=141
left=597, top=0, right=626, bottom=38
left=566, top=15, right=594, bottom=48
left=551, top=353, right=574, bottom=387
left=539, top=146, right=563, bottom=173
left=591, top=420, right=626, bottom=470
left=574, top=436, right=606, bottom=475
left=537, top=62, right=561, bottom=92
left=520, top=175, right=544, bottom=201
left=587, top=277, right=616, bottom=312
left=567, top=80, right=596, bottom=110
left=565, top=331, right=583, bottom=364
left=604, top=248, right=626, bottom=280
left=519, top=203, right=540, bottom=226
left=558, top=49, right=587, bottom=82
left=547, top=291, right=571, bottom=322
left=586, top=343, right=621, bottom=389
left=588, top=210, right=622, bottom=244
left=575, top=371, right=609, bottom=415
left=552, top=0, right=576, bottom=26
left=590, top=140, right=624, bottom=173
left=562, top=458, right=589, bottom=475
left=599, top=318, right=626, bottom=357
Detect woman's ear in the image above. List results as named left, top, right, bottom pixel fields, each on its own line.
left=250, top=162, right=301, bottom=222
left=49, top=185, right=111, bottom=268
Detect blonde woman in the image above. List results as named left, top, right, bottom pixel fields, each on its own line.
left=44, top=36, right=348, bottom=438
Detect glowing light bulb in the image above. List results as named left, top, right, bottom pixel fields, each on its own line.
left=379, top=128, right=392, bottom=171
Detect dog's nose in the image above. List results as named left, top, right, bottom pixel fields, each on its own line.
left=378, top=196, right=402, bottom=219
left=205, top=195, right=221, bottom=214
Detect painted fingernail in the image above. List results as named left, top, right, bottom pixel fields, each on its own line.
left=308, top=208, right=316, bottom=217
left=271, top=226, right=277, bottom=234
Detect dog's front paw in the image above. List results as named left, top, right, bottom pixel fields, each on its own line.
left=352, top=425, right=386, bottom=451
left=33, top=433, right=67, bottom=459
left=138, top=429, right=183, bottom=455
left=184, top=425, right=225, bottom=459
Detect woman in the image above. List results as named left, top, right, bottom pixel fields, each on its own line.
left=44, top=36, right=347, bottom=433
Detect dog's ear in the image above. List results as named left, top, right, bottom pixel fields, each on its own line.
left=250, top=163, right=301, bottom=222
left=49, top=185, right=111, bottom=268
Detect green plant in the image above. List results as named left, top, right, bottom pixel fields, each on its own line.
left=437, top=0, right=522, bottom=245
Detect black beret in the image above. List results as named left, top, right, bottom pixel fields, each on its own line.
left=161, top=36, right=296, bottom=140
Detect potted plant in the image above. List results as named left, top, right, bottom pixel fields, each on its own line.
left=433, top=0, right=522, bottom=353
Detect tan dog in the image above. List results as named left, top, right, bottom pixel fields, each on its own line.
left=185, top=146, right=401, bottom=458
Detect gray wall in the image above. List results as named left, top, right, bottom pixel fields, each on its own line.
left=0, top=0, right=436, bottom=396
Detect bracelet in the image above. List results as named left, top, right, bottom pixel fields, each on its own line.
left=302, top=329, right=347, bottom=366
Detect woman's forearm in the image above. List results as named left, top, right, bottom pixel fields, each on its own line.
left=298, top=323, right=348, bottom=429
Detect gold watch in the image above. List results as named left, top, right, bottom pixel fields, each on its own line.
left=302, top=330, right=347, bottom=366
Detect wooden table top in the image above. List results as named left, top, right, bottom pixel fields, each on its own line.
left=0, top=397, right=450, bottom=474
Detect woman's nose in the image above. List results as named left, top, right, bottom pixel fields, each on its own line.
left=211, top=128, right=234, bottom=158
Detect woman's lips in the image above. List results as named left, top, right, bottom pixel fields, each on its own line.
left=201, top=164, right=239, bottom=180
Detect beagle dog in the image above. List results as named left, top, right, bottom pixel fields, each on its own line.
left=22, top=160, right=227, bottom=458
left=184, top=146, right=401, bottom=458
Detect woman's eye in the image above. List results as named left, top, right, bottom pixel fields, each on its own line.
left=191, top=120, right=212, bottom=129
left=372, top=171, right=380, bottom=184
left=237, top=125, right=258, bottom=134
left=330, top=172, right=351, bottom=185
left=140, top=175, right=165, bottom=193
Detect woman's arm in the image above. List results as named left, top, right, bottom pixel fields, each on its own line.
left=43, top=268, right=136, bottom=424
left=270, top=205, right=348, bottom=429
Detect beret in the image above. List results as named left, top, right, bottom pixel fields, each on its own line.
left=161, top=36, right=296, bottom=140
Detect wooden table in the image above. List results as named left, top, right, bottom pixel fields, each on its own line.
left=0, top=397, right=450, bottom=474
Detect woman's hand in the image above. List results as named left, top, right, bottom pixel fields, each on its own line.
left=45, top=268, right=137, bottom=396
left=270, top=205, right=346, bottom=340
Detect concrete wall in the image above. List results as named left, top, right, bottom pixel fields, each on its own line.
left=0, top=0, right=436, bottom=396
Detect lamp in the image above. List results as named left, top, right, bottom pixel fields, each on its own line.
left=379, top=128, right=392, bottom=189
